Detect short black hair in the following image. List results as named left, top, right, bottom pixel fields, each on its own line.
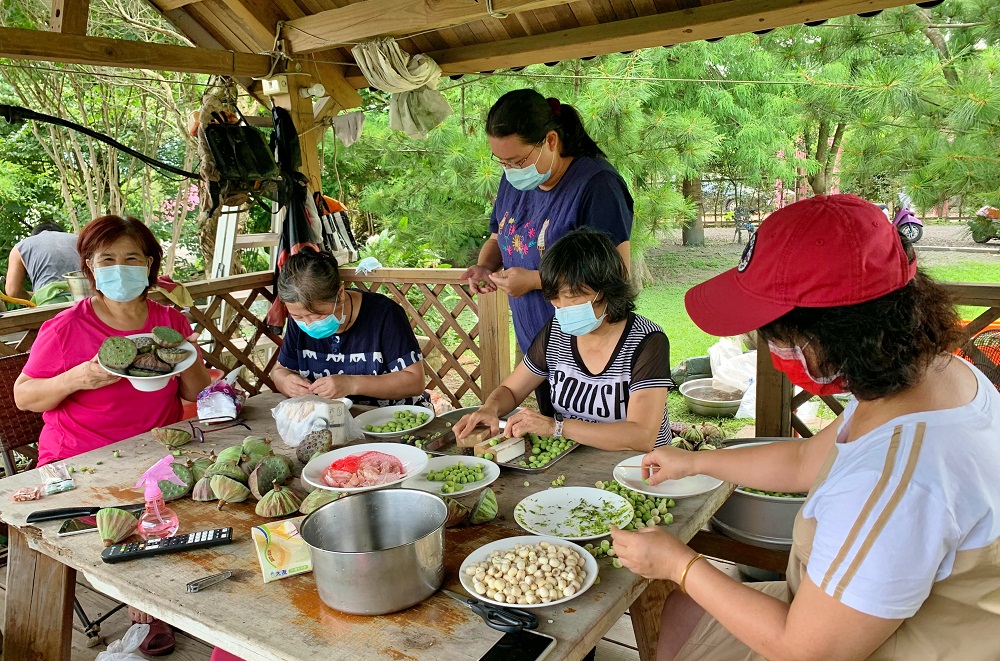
left=32, top=221, right=63, bottom=235
left=758, top=233, right=962, bottom=400
left=276, top=247, right=342, bottom=314
left=540, top=228, right=634, bottom=323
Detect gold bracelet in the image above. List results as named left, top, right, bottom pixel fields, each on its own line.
left=679, top=554, right=706, bottom=594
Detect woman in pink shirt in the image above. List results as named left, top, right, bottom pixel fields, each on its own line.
left=13, top=214, right=211, bottom=653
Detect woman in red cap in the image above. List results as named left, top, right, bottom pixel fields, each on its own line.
left=611, top=194, right=1000, bottom=660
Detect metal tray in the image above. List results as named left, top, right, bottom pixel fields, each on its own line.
left=385, top=409, right=580, bottom=473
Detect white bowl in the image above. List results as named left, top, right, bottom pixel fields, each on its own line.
left=401, top=455, right=500, bottom=496
left=355, top=404, right=435, bottom=437
left=513, top=487, right=634, bottom=541
left=302, top=443, right=429, bottom=493
left=613, top=455, right=724, bottom=499
left=98, top=333, right=197, bottom=392
left=459, top=535, right=599, bottom=609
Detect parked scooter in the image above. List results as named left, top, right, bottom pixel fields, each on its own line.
left=970, top=206, right=1000, bottom=244
left=892, top=193, right=923, bottom=242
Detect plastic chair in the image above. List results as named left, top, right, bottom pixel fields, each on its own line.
left=0, top=352, right=125, bottom=646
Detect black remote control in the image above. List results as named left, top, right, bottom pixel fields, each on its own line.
left=101, top=528, right=234, bottom=563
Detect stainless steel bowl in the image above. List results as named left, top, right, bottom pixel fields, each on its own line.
left=63, top=271, right=93, bottom=301
left=300, top=488, right=447, bottom=615
left=679, top=378, right=744, bottom=417
left=711, top=441, right=806, bottom=550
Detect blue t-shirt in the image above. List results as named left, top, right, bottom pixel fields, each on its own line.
left=277, top=290, right=425, bottom=406
left=489, top=156, right=633, bottom=351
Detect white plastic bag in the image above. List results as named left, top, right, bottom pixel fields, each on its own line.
left=709, top=337, right=757, bottom=392
left=735, top=377, right=756, bottom=420
left=271, top=395, right=363, bottom=447
left=95, top=623, right=149, bottom=661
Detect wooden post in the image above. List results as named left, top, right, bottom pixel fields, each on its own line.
left=477, top=290, right=511, bottom=394
left=50, top=0, right=89, bottom=35
left=4, top=527, right=76, bottom=660
left=755, top=335, right=791, bottom=437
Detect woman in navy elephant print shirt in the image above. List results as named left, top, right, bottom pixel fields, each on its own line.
left=272, top=248, right=426, bottom=406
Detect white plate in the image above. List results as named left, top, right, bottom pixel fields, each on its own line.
left=459, top=535, right=599, bottom=609
left=513, top=487, right=633, bottom=541
left=401, top=455, right=499, bottom=496
left=355, top=405, right=435, bottom=437
left=613, top=455, right=724, bottom=499
left=302, top=443, right=429, bottom=493
left=98, top=333, right=198, bottom=392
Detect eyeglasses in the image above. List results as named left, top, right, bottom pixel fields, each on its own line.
left=186, top=418, right=251, bottom=443
left=491, top=142, right=542, bottom=169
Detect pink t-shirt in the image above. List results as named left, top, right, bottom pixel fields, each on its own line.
left=23, top=299, right=194, bottom=465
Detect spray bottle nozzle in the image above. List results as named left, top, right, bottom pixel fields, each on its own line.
left=135, top=455, right=184, bottom=501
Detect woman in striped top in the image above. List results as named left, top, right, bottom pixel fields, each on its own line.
left=455, top=228, right=672, bottom=452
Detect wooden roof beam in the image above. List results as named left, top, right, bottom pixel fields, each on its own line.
left=50, top=0, right=90, bottom=35
left=0, top=27, right=273, bottom=76
left=283, top=0, right=574, bottom=54
left=414, top=0, right=916, bottom=76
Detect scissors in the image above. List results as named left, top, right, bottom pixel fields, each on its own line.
left=442, top=589, right=539, bottom=633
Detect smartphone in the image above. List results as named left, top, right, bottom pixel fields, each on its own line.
left=478, top=629, right=557, bottom=661
left=57, top=516, right=98, bottom=536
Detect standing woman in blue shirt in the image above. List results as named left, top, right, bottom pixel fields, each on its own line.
left=271, top=248, right=426, bottom=406
left=461, top=88, right=634, bottom=414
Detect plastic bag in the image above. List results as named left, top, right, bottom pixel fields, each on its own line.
left=735, top=377, right=756, bottom=420
left=95, top=623, right=149, bottom=660
left=197, top=368, right=246, bottom=422
left=271, top=395, right=362, bottom=447
left=709, top=337, right=757, bottom=392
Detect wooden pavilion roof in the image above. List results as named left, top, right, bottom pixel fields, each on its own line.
left=3, top=0, right=938, bottom=114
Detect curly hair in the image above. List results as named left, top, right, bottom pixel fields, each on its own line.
left=540, top=227, right=634, bottom=323
left=758, top=235, right=962, bottom=400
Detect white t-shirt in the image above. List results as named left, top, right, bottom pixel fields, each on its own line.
left=803, top=358, right=1000, bottom=619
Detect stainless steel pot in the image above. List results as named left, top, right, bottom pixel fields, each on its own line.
left=679, top=378, right=743, bottom=417
left=710, top=441, right=806, bottom=551
left=63, top=271, right=93, bottom=301
left=300, top=488, right=447, bottom=615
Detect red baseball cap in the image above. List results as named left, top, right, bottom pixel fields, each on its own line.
left=685, top=194, right=918, bottom=336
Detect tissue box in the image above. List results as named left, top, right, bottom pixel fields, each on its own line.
left=251, top=517, right=312, bottom=583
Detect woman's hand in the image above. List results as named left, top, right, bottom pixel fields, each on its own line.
left=489, top=268, right=540, bottom=298
left=504, top=408, right=555, bottom=439
left=610, top=525, right=697, bottom=583
left=282, top=373, right=313, bottom=397
left=461, top=265, right=498, bottom=294
left=454, top=409, right=501, bottom=439
left=642, top=445, right=700, bottom=485
left=69, top=356, right=120, bottom=391
left=310, top=375, right=355, bottom=399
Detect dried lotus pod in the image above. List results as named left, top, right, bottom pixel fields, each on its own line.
left=99, top=336, right=137, bottom=370
left=96, top=507, right=138, bottom=547
left=152, top=326, right=184, bottom=348
left=191, top=476, right=217, bottom=502
left=298, top=488, right=341, bottom=515
left=211, top=475, right=250, bottom=510
left=205, top=459, right=248, bottom=484
left=132, top=352, right=172, bottom=374
left=133, top=336, right=156, bottom=354
left=296, top=429, right=333, bottom=465
left=255, top=482, right=302, bottom=517
left=152, top=427, right=192, bottom=448
left=155, top=346, right=189, bottom=365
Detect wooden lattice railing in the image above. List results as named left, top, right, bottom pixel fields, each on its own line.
left=755, top=282, right=1000, bottom=437
left=0, top=270, right=512, bottom=404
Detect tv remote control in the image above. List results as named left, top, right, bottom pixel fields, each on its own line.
left=101, top=528, right=233, bottom=563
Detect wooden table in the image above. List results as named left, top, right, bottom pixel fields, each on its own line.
left=0, top=394, right=734, bottom=661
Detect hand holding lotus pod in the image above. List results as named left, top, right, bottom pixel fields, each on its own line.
left=97, top=507, right=138, bottom=547
left=152, top=427, right=192, bottom=449
left=211, top=475, right=250, bottom=510
left=255, top=482, right=302, bottom=517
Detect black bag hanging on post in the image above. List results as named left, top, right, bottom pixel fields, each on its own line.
left=203, top=123, right=279, bottom=182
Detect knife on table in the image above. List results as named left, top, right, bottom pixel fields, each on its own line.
left=26, top=503, right=146, bottom=523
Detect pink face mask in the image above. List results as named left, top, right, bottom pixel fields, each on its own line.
left=767, top=340, right=848, bottom=396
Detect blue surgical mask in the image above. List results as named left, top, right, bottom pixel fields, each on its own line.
left=294, top=296, right=347, bottom=339
left=93, top=265, right=149, bottom=303
left=554, top=295, right=606, bottom=336
left=504, top=144, right=552, bottom=191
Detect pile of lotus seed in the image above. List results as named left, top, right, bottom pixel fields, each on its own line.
left=465, top=541, right=587, bottom=605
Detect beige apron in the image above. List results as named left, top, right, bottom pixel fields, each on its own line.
left=677, top=424, right=1000, bottom=661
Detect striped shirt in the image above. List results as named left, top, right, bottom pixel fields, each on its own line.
left=524, top=313, right=673, bottom=446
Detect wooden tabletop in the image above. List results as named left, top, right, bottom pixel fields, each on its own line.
left=0, top=393, right=734, bottom=661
